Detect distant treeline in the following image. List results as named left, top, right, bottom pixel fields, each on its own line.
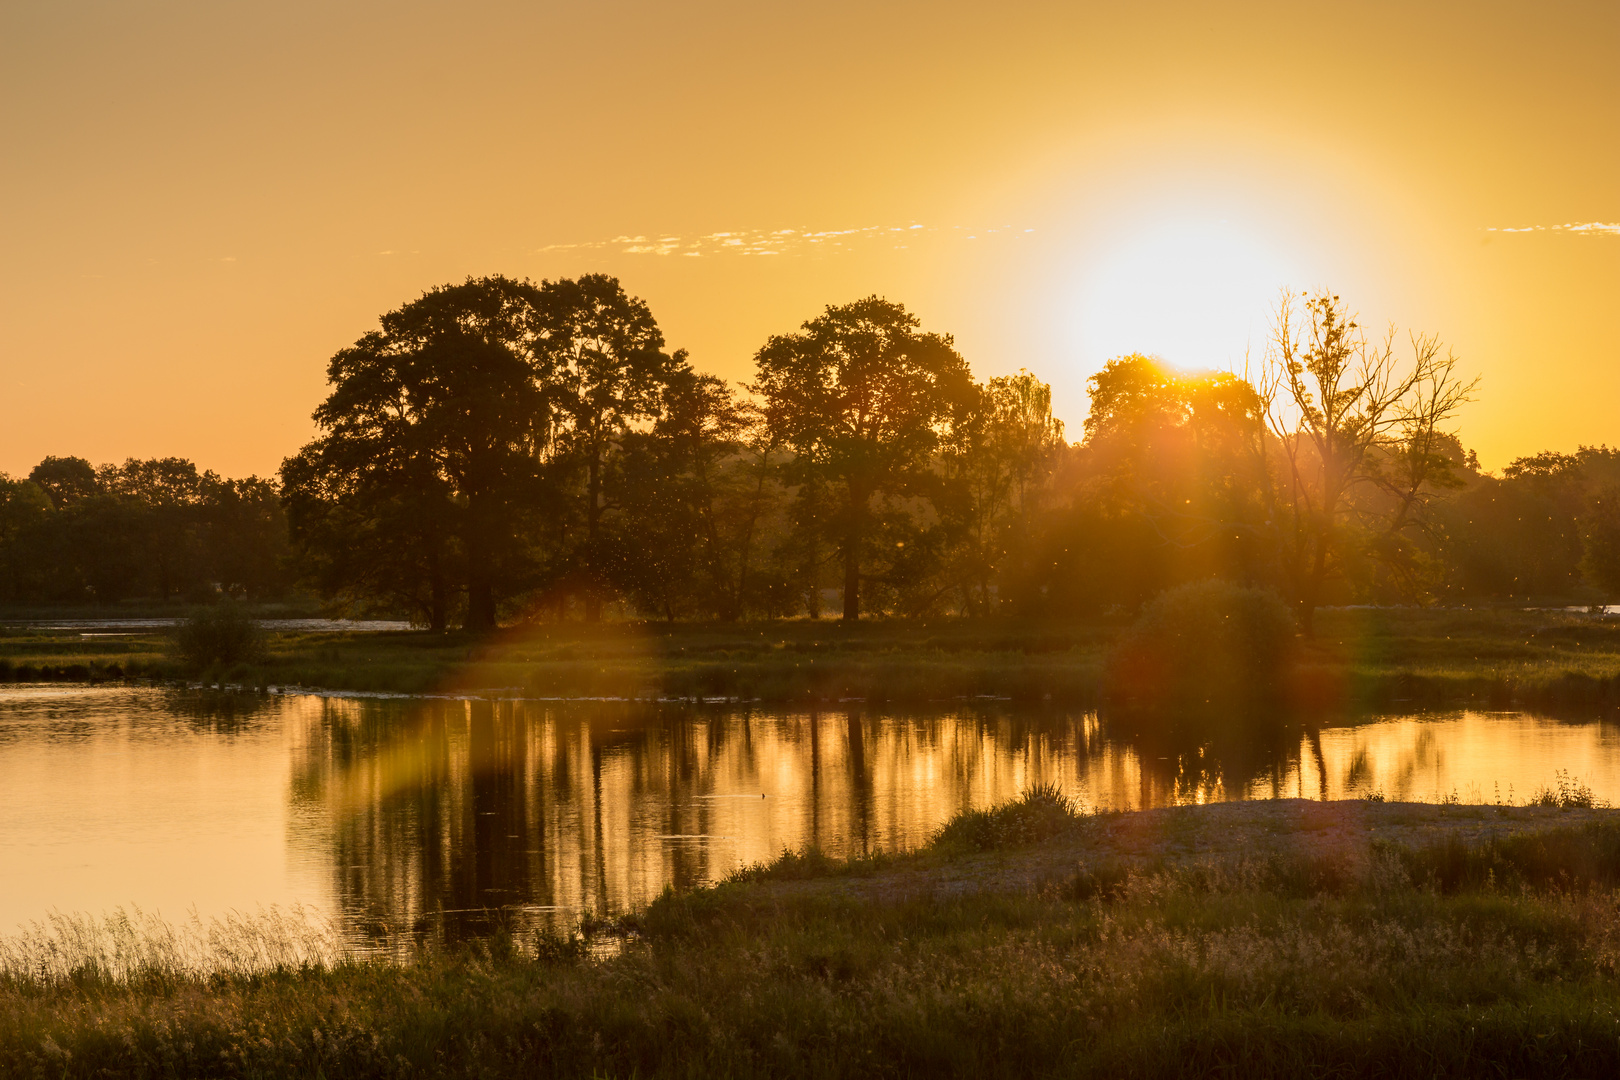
left=4, top=276, right=1620, bottom=626
left=0, top=457, right=290, bottom=604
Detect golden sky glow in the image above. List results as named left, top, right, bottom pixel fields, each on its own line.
left=2, top=0, right=1616, bottom=476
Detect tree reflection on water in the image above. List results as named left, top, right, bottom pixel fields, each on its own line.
left=5, top=687, right=1617, bottom=946
left=291, top=697, right=1510, bottom=942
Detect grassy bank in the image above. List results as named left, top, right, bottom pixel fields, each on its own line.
left=9, top=606, right=1620, bottom=709
left=7, top=795, right=1620, bottom=1078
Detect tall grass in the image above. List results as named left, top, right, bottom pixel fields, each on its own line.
left=7, top=805, right=1620, bottom=1077
left=0, top=906, right=341, bottom=985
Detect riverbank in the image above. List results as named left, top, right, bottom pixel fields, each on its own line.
left=7, top=606, right=1620, bottom=710
left=5, top=795, right=1620, bottom=1078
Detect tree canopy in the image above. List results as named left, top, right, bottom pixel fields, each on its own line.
left=33, top=277, right=1620, bottom=628
left=753, top=296, right=975, bottom=620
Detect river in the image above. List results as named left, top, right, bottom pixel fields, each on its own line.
left=3, top=685, right=1618, bottom=944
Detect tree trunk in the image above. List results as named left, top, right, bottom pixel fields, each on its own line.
left=464, top=513, right=498, bottom=632
left=466, top=569, right=497, bottom=632
left=585, top=440, right=603, bottom=623
left=841, top=483, right=866, bottom=622
left=842, top=533, right=860, bottom=622
left=732, top=447, right=771, bottom=622
left=428, top=547, right=447, bottom=632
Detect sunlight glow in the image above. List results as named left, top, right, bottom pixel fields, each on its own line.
left=1073, top=218, right=1301, bottom=372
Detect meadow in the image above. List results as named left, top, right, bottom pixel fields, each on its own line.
left=5, top=791, right=1620, bottom=1078
left=7, top=605, right=1620, bottom=711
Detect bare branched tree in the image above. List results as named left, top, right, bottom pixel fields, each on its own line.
left=1260, top=290, right=1477, bottom=631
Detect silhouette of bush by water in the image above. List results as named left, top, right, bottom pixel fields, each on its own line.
left=173, top=604, right=267, bottom=670
left=1106, top=579, right=1297, bottom=714
left=929, top=782, right=1086, bottom=851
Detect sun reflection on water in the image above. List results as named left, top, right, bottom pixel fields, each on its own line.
left=4, top=687, right=1620, bottom=946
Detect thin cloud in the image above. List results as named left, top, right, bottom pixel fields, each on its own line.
left=536, top=223, right=1033, bottom=258
left=1485, top=222, right=1620, bottom=236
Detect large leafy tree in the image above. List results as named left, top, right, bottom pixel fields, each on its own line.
left=197, top=474, right=292, bottom=599
left=942, top=370, right=1066, bottom=614
left=99, top=457, right=205, bottom=600
left=0, top=476, right=53, bottom=602
left=616, top=369, right=781, bottom=621
left=283, top=276, right=550, bottom=630
left=1027, top=355, right=1269, bottom=616
left=1082, top=354, right=1271, bottom=566
left=26, top=456, right=99, bottom=509
left=753, top=297, right=974, bottom=621
left=532, top=274, right=677, bottom=619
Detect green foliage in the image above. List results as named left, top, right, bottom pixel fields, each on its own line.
left=753, top=296, right=977, bottom=620
left=1582, top=482, right=1620, bottom=597
left=0, top=458, right=290, bottom=607
left=284, top=275, right=556, bottom=631
left=1106, top=578, right=1297, bottom=713
left=173, top=604, right=267, bottom=670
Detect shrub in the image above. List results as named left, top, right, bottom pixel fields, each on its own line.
left=1105, top=579, right=1297, bottom=714
left=173, top=604, right=267, bottom=670
left=930, top=783, right=1086, bottom=852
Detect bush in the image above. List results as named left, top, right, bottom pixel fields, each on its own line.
left=1105, top=579, right=1297, bottom=714
left=173, top=604, right=267, bottom=670
left=930, top=783, right=1086, bottom=852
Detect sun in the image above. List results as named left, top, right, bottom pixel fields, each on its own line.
left=1073, top=217, right=1302, bottom=373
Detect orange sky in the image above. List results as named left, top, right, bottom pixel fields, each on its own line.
left=2, top=0, right=1615, bottom=478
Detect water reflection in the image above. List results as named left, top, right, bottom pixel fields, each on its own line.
left=5, top=686, right=1620, bottom=945
left=285, top=698, right=1620, bottom=939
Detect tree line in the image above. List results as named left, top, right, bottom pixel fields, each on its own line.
left=4, top=274, right=1620, bottom=626
left=0, top=456, right=289, bottom=604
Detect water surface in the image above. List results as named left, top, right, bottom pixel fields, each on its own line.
left=3, top=686, right=1618, bottom=942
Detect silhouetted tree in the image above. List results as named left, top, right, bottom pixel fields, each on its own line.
left=0, top=476, right=53, bottom=602
left=1260, top=291, right=1476, bottom=630
left=1582, top=483, right=1620, bottom=598
left=2, top=457, right=291, bottom=606
left=27, top=456, right=98, bottom=508
left=533, top=274, right=679, bottom=620
left=617, top=369, right=779, bottom=620
left=1440, top=447, right=1620, bottom=602
left=1025, top=355, right=1268, bottom=615
left=198, top=474, right=292, bottom=599
left=753, top=297, right=974, bottom=620
left=58, top=494, right=148, bottom=603
left=283, top=276, right=551, bottom=630
left=100, top=457, right=205, bottom=600
left=936, top=370, right=1067, bottom=614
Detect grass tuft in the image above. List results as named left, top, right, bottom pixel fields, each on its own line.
left=929, top=782, right=1087, bottom=852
